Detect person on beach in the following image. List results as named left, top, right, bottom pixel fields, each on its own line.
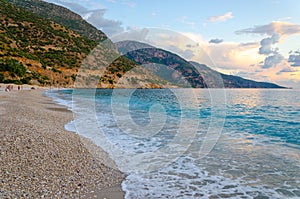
left=5, top=85, right=13, bottom=92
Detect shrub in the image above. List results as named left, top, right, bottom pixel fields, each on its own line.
left=21, top=77, right=31, bottom=84
left=0, top=59, right=26, bottom=77
left=71, top=74, right=76, bottom=81
left=3, top=79, right=22, bottom=84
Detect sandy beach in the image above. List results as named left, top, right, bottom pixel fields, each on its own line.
left=0, top=85, right=125, bottom=198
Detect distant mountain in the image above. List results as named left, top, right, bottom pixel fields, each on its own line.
left=190, top=62, right=285, bottom=88
left=116, top=40, right=206, bottom=88
left=116, top=40, right=285, bottom=88
left=7, top=0, right=107, bottom=42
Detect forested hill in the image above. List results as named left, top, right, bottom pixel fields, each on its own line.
left=0, top=0, right=99, bottom=85
left=7, top=0, right=107, bottom=42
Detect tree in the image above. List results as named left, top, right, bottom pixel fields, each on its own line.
left=0, top=59, right=26, bottom=77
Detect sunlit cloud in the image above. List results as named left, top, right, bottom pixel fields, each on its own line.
left=278, top=67, right=297, bottom=73
left=206, top=42, right=263, bottom=70
left=235, top=22, right=300, bottom=71
left=174, top=32, right=264, bottom=72
left=235, top=21, right=300, bottom=37
left=208, top=12, right=234, bottom=22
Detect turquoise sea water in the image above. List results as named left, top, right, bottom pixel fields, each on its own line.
left=47, top=89, right=300, bottom=199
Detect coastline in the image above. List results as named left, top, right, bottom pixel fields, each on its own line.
left=0, top=87, right=125, bottom=198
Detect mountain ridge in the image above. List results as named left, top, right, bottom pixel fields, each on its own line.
left=116, top=40, right=286, bottom=88
left=7, top=0, right=107, bottom=42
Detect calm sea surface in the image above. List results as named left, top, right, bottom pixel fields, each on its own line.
left=47, top=89, right=300, bottom=199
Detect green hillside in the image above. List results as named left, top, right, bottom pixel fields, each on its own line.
left=7, top=0, right=107, bottom=42
left=0, top=0, right=100, bottom=85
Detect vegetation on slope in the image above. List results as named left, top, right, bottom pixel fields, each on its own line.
left=7, top=0, right=107, bottom=42
left=0, top=0, right=98, bottom=85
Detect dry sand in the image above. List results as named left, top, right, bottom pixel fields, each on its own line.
left=0, top=86, right=125, bottom=198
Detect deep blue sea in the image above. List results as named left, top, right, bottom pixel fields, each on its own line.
left=47, top=88, right=300, bottom=199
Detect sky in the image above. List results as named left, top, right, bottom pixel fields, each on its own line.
left=45, top=0, right=300, bottom=88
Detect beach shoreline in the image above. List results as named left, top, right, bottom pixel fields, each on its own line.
left=0, top=87, right=125, bottom=198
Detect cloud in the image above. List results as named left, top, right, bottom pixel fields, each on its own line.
left=44, top=0, right=124, bottom=36
left=208, top=12, right=234, bottom=22
left=288, top=51, right=300, bottom=67
left=174, top=32, right=299, bottom=89
left=202, top=41, right=263, bottom=71
left=209, top=38, right=223, bottom=44
left=235, top=21, right=300, bottom=36
left=261, top=53, right=284, bottom=69
left=235, top=21, right=300, bottom=69
left=278, top=67, right=297, bottom=73
left=252, top=33, right=285, bottom=69
left=84, top=9, right=124, bottom=36
left=259, top=33, right=280, bottom=55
